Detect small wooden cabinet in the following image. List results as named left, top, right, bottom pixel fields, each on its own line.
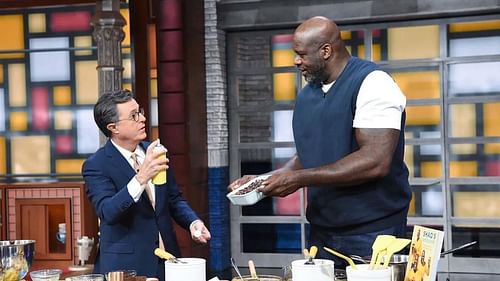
left=0, top=182, right=98, bottom=269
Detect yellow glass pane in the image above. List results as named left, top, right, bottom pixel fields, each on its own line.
left=0, top=64, right=3, bottom=84
left=10, top=111, right=28, bottom=131
left=11, top=135, right=50, bottom=174
left=123, top=83, right=132, bottom=91
left=273, top=73, right=296, bottom=101
left=0, top=15, right=24, bottom=59
left=372, top=44, right=381, bottom=62
left=75, top=61, right=98, bottom=104
left=392, top=71, right=440, bottom=100
left=56, top=159, right=85, bottom=174
left=485, top=143, right=500, bottom=154
left=120, top=8, right=130, bottom=54
left=421, top=161, right=442, bottom=177
left=407, top=192, right=416, bottom=216
left=74, top=36, right=92, bottom=56
left=450, top=161, right=477, bottom=177
left=0, top=136, right=5, bottom=174
left=357, top=45, right=365, bottom=59
left=454, top=192, right=500, bottom=217
left=123, top=58, right=132, bottom=79
left=150, top=78, right=158, bottom=98
left=451, top=144, right=477, bottom=155
left=28, top=13, right=46, bottom=33
left=406, top=105, right=440, bottom=126
left=449, top=20, right=500, bottom=33
left=404, top=145, right=414, bottom=177
left=8, top=64, right=26, bottom=106
left=484, top=103, right=500, bottom=137
left=272, top=49, right=295, bottom=67
left=450, top=104, right=475, bottom=137
left=340, top=31, right=351, bottom=40
left=54, top=110, right=73, bottom=130
left=53, top=85, right=72, bottom=105
left=388, top=25, right=439, bottom=60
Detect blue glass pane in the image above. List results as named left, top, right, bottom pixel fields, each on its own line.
left=30, top=37, right=70, bottom=82
left=76, top=109, right=99, bottom=153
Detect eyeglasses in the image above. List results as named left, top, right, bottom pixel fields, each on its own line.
left=116, top=107, right=145, bottom=123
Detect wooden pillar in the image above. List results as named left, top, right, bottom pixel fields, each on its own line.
left=91, top=0, right=126, bottom=95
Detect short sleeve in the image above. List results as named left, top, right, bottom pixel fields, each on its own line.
left=353, top=70, right=406, bottom=130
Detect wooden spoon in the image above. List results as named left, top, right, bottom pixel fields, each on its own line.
left=369, top=235, right=396, bottom=269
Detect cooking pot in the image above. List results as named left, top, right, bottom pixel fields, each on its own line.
left=0, top=240, right=36, bottom=281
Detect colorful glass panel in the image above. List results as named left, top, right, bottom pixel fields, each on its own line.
left=0, top=89, right=4, bottom=131
left=28, top=13, right=46, bottom=33
left=0, top=136, right=5, bottom=174
left=75, top=60, right=98, bottom=104
left=271, top=34, right=294, bottom=67
left=449, top=62, right=500, bottom=96
left=32, top=86, right=49, bottom=130
left=10, top=111, right=28, bottom=131
left=485, top=161, right=500, bottom=176
left=30, top=37, right=71, bottom=82
left=449, top=104, right=476, bottom=138
left=483, top=103, right=500, bottom=137
left=121, top=8, right=131, bottom=53
left=406, top=105, right=440, bottom=126
left=74, top=36, right=93, bottom=56
left=53, top=85, right=72, bottom=105
left=450, top=161, right=478, bottom=177
left=0, top=64, right=3, bottom=84
left=76, top=109, right=99, bottom=154
left=453, top=191, right=500, bottom=217
left=54, top=110, right=73, bottom=130
left=8, top=64, right=26, bottom=106
left=0, top=15, right=24, bottom=59
left=391, top=71, right=440, bottom=100
left=55, top=134, right=73, bottom=154
left=449, top=19, right=500, bottom=33
left=11, top=135, right=50, bottom=174
left=273, top=73, right=296, bottom=101
left=50, top=11, right=91, bottom=32
left=55, top=159, right=85, bottom=174
left=387, top=25, right=439, bottom=60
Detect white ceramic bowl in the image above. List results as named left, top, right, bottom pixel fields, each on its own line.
left=226, top=174, right=270, bottom=206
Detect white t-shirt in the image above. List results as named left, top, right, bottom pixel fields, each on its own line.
left=322, top=70, right=406, bottom=130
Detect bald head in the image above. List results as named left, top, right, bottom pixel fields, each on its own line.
left=294, top=16, right=341, bottom=50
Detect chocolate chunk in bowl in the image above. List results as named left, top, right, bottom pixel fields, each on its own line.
left=226, top=175, right=271, bottom=206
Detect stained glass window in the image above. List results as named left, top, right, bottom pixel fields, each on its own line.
left=0, top=3, right=131, bottom=180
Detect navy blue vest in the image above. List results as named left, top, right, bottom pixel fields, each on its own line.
left=292, top=57, right=411, bottom=234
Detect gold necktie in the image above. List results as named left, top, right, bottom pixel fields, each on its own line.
left=131, top=153, right=155, bottom=208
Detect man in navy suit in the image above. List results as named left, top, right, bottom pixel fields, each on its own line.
left=83, top=89, right=210, bottom=280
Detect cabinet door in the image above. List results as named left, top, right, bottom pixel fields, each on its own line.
left=16, top=198, right=72, bottom=260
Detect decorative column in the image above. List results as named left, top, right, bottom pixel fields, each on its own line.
left=91, top=0, right=126, bottom=95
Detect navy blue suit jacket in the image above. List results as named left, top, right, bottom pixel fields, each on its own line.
left=82, top=140, right=199, bottom=279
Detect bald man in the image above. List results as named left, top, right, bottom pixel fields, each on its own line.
left=229, top=16, right=411, bottom=269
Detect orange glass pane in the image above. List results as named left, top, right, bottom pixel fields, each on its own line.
left=484, top=103, right=500, bottom=137
left=421, top=161, right=442, bottom=177
left=392, top=71, right=440, bottom=100
left=272, top=49, right=295, bottom=67
left=120, top=8, right=130, bottom=53
left=449, top=19, right=500, bottom=33
left=0, top=136, right=6, bottom=174
left=53, top=85, right=72, bottom=105
left=340, top=31, right=351, bottom=40
left=10, top=111, right=28, bottom=131
left=148, top=24, right=157, bottom=69
left=11, top=135, right=50, bottom=174
left=406, top=105, right=440, bottom=126
left=450, top=161, right=477, bottom=177
left=56, top=159, right=85, bottom=174
left=388, top=25, right=439, bottom=60
left=273, top=73, right=296, bottom=101
left=0, top=15, right=24, bottom=59
left=0, top=64, right=3, bottom=84
left=485, top=143, right=500, bottom=154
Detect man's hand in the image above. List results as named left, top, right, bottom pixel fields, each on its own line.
left=258, top=171, right=302, bottom=197
left=227, top=175, right=257, bottom=192
left=135, top=139, right=168, bottom=185
left=190, top=220, right=211, bottom=244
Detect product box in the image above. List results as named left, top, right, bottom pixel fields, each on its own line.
left=404, top=225, right=444, bottom=281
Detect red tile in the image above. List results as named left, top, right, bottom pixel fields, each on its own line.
left=32, top=87, right=49, bottom=130
left=51, top=11, right=91, bottom=32
left=160, top=30, right=183, bottom=61
left=159, top=62, right=184, bottom=92
left=159, top=0, right=182, bottom=30
left=56, top=135, right=73, bottom=154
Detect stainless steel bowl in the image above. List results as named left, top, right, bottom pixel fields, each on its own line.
left=0, top=240, right=36, bottom=281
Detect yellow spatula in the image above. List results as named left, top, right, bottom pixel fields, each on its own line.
left=382, top=238, right=411, bottom=268
left=305, top=246, right=318, bottom=265
left=323, top=246, right=357, bottom=269
left=369, top=235, right=396, bottom=269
